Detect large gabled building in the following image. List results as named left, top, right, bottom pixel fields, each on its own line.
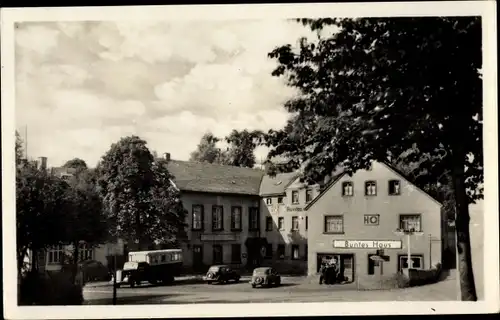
left=165, top=157, right=267, bottom=272
left=305, top=161, right=443, bottom=282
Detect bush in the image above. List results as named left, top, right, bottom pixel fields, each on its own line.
left=407, top=263, right=444, bottom=287
left=19, top=272, right=83, bottom=305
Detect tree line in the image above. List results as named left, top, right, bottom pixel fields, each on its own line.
left=16, top=134, right=187, bottom=283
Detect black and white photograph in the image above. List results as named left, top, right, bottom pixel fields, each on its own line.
left=1, top=1, right=498, bottom=318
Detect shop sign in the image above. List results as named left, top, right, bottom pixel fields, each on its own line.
left=333, top=240, right=402, bottom=249
left=364, top=214, right=380, bottom=226
left=201, top=234, right=237, bottom=241
left=286, top=207, right=303, bottom=212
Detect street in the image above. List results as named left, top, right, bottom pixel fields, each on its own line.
left=83, top=274, right=459, bottom=305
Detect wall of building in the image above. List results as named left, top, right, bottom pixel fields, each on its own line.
left=180, top=191, right=261, bottom=271
left=307, top=162, right=443, bottom=280
left=42, top=241, right=124, bottom=272
left=260, top=179, right=321, bottom=274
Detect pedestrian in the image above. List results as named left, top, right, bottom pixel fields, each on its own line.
left=331, top=257, right=339, bottom=284
left=319, top=262, right=326, bottom=284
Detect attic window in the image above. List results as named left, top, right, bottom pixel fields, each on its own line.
left=274, top=181, right=283, bottom=185
left=231, top=181, right=236, bottom=184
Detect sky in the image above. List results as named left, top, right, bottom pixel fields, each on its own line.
left=15, top=20, right=320, bottom=168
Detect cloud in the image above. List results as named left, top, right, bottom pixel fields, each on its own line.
left=15, top=20, right=313, bottom=167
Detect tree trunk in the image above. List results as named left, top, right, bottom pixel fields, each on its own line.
left=71, top=241, right=79, bottom=284
left=17, top=247, right=28, bottom=275
left=451, top=157, right=478, bottom=301
left=31, top=248, right=38, bottom=273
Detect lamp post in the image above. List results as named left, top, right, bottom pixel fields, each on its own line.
left=394, top=229, right=424, bottom=271
left=112, top=227, right=121, bottom=305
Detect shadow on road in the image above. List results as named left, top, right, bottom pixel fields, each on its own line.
left=253, top=283, right=298, bottom=289
left=84, top=294, right=184, bottom=305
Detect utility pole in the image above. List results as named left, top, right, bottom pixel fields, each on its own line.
left=25, top=125, right=28, bottom=159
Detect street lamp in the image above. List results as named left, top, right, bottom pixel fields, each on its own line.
left=112, top=226, right=121, bottom=305
left=394, top=228, right=424, bottom=270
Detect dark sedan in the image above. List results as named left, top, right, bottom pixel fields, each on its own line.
left=250, top=267, right=281, bottom=288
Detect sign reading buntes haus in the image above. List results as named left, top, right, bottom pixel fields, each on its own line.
left=333, top=240, right=402, bottom=249
left=286, top=207, right=303, bottom=212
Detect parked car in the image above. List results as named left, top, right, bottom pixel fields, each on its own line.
left=114, top=249, right=183, bottom=288
left=250, top=267, right=281, bottom=288
left=203, top=265, right=240, bottom=284
left=61, top=260, right=111, bottom=283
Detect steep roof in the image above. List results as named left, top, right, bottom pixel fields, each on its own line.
left=166, top=160, right=264, bottom=196
left=304, top=161, right=442, bottom=211
left=259, top=172, right=300, bottom=196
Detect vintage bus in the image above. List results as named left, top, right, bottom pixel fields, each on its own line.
left=115, top=249, right=183, bottom=287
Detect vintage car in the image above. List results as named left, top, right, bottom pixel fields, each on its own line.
left=203, top=265, right=240, bottom=284
left=113, top=249, right=183, bottom=288
left=250, top=267, right=281, bottom=288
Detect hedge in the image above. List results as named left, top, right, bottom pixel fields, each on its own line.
left=19, top=271, right=83, bottom=305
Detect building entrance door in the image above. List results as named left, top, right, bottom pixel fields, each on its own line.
left=316, top=253, right=354, bottom=283
left=340, top=255, right=354, bottom=282
left=193, top=245, right=204, bottom=272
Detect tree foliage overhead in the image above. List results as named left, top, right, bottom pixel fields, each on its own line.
left=189, top=130, right=264, bottom=168
left=266, top=17, right=482, bottom=301
left=97, top=136, right=186, bottom=250
left=16, top=131, right=24, bottom=164
left=63, top=158, right=88, bottom=174
left=16, top=163, right=71, bottom=272
left=224, top=129, right=264, bottom=168
left=189, top=132, right=224, bottom=164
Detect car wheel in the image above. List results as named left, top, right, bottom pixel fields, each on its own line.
left=130, top=281, right=135, bottom=288
left=235, top=277, right=240, bottom=283
left=251, top=284, right=256, bottom=288
left=207, top=281, right=212, bottom=285
left=276, top=279, right=281, bottom=286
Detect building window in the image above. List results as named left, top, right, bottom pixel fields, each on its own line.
left=212, top=205, right=223, bottom=231
left=266, top=217, right=273, bottom=231
left=305, top=189, right=313, bottom=203
left=399, top=214, right=422, bottom=232
left=265, top=244, right=273, bottom=259
left=342, top=181, right=354, bottom=196
left=389, top=180, right=401, bottom=195
left=192, top=205, right=204, bottom=230
left=231, top=244, right=241, bottom=263
left=266, top=198, right=272, bottom=205
left=365, top=181, right=377, bottom=196
left=305, top=216, right=308, bottom=230
left=231, top=206, right=242, bottom=230
left=277, top=197, right=283, bottom=204
left=291, top=190, right=299, bottom=204
left=277, top=244, right=285, bottom=259
left=248, top=207, right=259, bottom=231
left=398, top=254, right=423, bottom=270
left=78, top=243, right=94, bottom=261
left=291, top=216, right=299, bottom=231
left=304, top=245, right=308, bottom=261
left=324, top=215, right=344, bottom=234
left=48, top=245, right=64, bottom=264
left=278, top=217, right=284, bottom=231
left=213, top=245, right=223, bottom=264
left=291, top=245, right=299, bottom=260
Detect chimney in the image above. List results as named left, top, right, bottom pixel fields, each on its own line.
left=37, top=156, right=47, bottom=170
left=163, top=153, right=171, bottom=161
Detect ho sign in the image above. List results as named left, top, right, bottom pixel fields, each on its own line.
left=364, top=214, right=380, bottom=226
